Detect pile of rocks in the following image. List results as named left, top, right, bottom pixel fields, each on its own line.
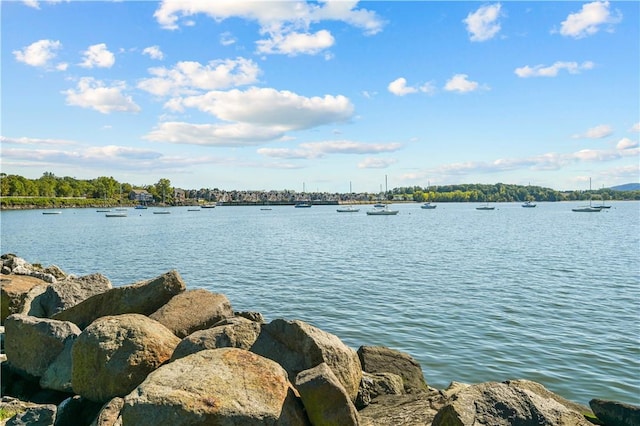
left=1, top=254, right=638, bottom=426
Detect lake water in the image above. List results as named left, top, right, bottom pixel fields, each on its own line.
left=2, top=201, right=639, bottom=406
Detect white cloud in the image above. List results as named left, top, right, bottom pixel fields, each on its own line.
left=220, top=32, right=236, bottom=46
left=0, top=136, right=78, bottom=147
left=403, top=145, right=639, bottom=183
left=138, top=58, right=260, bottom=97
left=80, top=43, right=115, bottom=68
left=256, top=30, right=335, bottom=56
left=153, top=0, right=384, bottom=56
left=22, top=0, right=70, bottom=9
left=572, top=124, right=613, bottom=139
left=631, top=122, right=640, bottom=132
left=175, top=87, right=354, bottom=131
left=559, top=1, right=622, bottom=39
left=145, top=88, right=354, bottom=147
left=62, top=77, right=141, bottom=114
left=142, top=45, right=164, bottom=60
left=13, top=39, right=62, bottom=68
left=388, top=78, right=436, bottom=96
left=22, top=1, right=40, bottom=9
left=616, top=137, right=638, bottom=150
left=358, top=157, right=397, bottom=169
left=515, top=61, right=594, bottom=78
left=388, top=78, right=417, bottom=96
left=0, top=144, right=202, bottom=174
left=443, top=74, right=482, bottom=93
left=258, top=140, right=402, bottom=160
left=463, top=3, right=502, bottom=42
left=144, top=122, right=283, bottom=146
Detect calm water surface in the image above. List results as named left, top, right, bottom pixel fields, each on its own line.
left=2, top=201, right=639, bottom=405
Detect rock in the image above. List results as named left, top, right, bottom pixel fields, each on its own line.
left=37, top=273, right=112, bottom=318
left=54, top=395, right=103, bottom=426
left=357, top=345, right=428, bottom=394
left=1, top=275, right=48, bottom=323
left=4, top=314, right=80, bottom=379
left=589, top=398, right=640, bottom=426
left=52, top=270, right=186, bottom=329
left=358, top=391, right=446, bottom=426
left=432, top=380, right=593, bottom=426
left=235, top=311, right=265, bottom=323
left=1, top=254, right=64, bottom=284
left=5, top=404, right=56, bottom=426
left=149, top=288, right=233, bottom=338
left=171, top=317, right=261, bottom=360
left=39, top=338, right=75, bottom=393
left=355, top=371, right=404, bottom=409
left=71, top=314, right=180, bottom=403
left=121, top=348, right=310, bottom=426
left=295, top=363, right=360, bottom=426
left=89, top=398, right=123, bottom=426
left=251, top=319, right=362, bottom=402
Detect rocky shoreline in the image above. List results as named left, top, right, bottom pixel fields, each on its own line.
left=1, top=254, right=638, bottom=426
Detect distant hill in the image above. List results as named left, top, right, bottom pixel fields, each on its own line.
left=610, top=183, right=640, bottom=191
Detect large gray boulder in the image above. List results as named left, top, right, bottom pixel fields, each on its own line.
left=72, top=314, right=180, bottom=403
left=432, top=380, right=593, bottom=426
left=171, top=316, right=262, bottom=361
left=36, top=273, right=112, bottom=318
left=589, top=398, right=640, bottom=426
left=4, top=314, right=80, bottom=379
left=357, top=345, right=428, bottom=394
left=122, top=348, right=310, bottom=426
left=295, top=363, right=360, bottom=426
left=251, top=319, right=362, bottom=402
left=52, top=270, right=186, bottom=329
left=149, top=288, right=233, bottom=338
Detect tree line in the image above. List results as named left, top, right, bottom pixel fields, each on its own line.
left=1, top=173, right=639, bottom=207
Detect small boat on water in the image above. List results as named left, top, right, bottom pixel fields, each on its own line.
left=572, top=205, right=602, bottom=213
left=105, top=212, right=127, bottom=217
left=476, top=204, right=495, bottom=211
left=201, top=204, right=216, bottom=209
left=421, top=202, right=437, bottom=209
left=42, top=211, right=62, bottom=215
left=153, top=210, right=171, bottom=214
left=572, top=178, right=603, bottom=212
left=366, top=204, right=399, bottom=215
left=135, top=204, right=147, bottom=210
left=294, top=201, right=312, bottom=208
left=522, top=201, right=536, bottom=208
left=337, top=205, right=359, bottom=213
left=96, top=209, right=111, bottom=212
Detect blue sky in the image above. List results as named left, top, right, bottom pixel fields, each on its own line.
left=1, top=1, right=638, bottom=193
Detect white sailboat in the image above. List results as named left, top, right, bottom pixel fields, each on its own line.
left=367, top=175, right=398, bottom=215
left=572, top=178, right=602, bottom=212
left=337, top=182, right=360, bottom=213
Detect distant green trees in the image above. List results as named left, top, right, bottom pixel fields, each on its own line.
left=1, top=173, right=639, bottom=206
left=393, top=183, right=639, bottom=202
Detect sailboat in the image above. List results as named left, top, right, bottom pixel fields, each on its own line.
left=337, top=182, right=360, bottom=213
left=572, top=178, right=602, bottom=212
left=367, top=175, right=398, bottom=215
